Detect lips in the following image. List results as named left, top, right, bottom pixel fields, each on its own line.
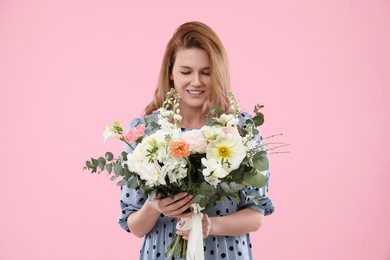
left=187, top=90, right=205, bottom=95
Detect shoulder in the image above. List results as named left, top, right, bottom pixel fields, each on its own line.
left=127, top=111, right=160, bottom=133
left=238, top=111, right=255, bottom=126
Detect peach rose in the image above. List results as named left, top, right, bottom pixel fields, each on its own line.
left=170, top=140, right=190, bottom=158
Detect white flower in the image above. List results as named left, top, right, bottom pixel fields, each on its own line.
left=206, top=134, right=246, bottom=170
left=181, top=129, right=207, bottom=154
left=103, top=126, right=116, bottom=143
left=125, top=132, right=170, bottom=187
left=201, top=158, right=227, bottom=186
left=161, top=158, right=188, bottom=184
left=200, top=125, right=221, bottom=142
left=218, top=114, right=239, bottom=127
left=173, top=114, right=182, bottom=121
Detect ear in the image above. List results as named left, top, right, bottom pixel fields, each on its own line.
left=169, top=73, right=173, bottom=80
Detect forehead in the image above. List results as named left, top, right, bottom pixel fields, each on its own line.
left=173, top=48, right=210, bottom=69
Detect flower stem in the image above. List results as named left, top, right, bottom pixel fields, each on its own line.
left=185, top=157, right=192, bottom=186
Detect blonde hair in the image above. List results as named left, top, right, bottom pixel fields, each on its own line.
left=144, top=21, right=231, bottom=115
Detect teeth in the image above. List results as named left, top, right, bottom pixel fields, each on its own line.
left=188, top=90, right=203, bottom=95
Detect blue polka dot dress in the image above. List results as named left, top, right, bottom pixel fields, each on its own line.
left=118, top=112, right=275, bottom=260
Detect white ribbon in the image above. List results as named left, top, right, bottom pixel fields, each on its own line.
left=176, top=203, right=205, bottom=260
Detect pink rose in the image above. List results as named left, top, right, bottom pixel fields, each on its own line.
left=221, top=126, right=241, bottom=137
left=125, top=124, right=145, bottom=142
left=181, top=129, right=207, bottom=154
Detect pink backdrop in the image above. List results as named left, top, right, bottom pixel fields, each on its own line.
left=1, top=1, right=389, bottom=259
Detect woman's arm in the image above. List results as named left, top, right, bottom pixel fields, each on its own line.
left=208, top=208, right=263, bottom=236
left=127, top=192, right=194, bottom=238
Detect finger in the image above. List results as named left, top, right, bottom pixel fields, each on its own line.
left=176, top=230, right=190, bottom=236
left=161, top=192, right=188, bottom=206
left=165, top=196, right=193, bottom=216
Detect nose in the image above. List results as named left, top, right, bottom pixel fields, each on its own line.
left=191, top=72, right=202, bottom=87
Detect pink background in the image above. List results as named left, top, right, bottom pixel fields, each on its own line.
left=1, top=1, right=389, bottom=259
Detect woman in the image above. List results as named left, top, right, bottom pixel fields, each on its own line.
left=119, top=21, right=275, bottom=259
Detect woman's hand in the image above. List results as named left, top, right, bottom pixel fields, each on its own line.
left=150, top=192, right=194, bottom=218
left=176, top=213, right=211, bottom=240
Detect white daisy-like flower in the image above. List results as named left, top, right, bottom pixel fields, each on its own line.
left=206, top=134, right=246, bottom=170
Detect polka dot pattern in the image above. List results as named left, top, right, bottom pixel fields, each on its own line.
left=117, top=112, right=275, bottom=259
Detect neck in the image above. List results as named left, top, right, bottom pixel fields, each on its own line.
left=179, top=108, right=208, bottom=129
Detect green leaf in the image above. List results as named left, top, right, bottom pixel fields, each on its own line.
left=209, top=108, right=224, bottom=115
left=198, top=182, right=216, bottom=197
left=116, top=179, right=127, bottom=187
left=98, top=157, right=106, bottom=171
left=91, top=158, right=99, bottom=167
left=114, top=163, right=123, bottom=176
left=121, top=151, right=128, bottom=161
left=220, top=182, right=244, bottom=194
left=86, top=160, right=92, bottom=168
left=194, top=194, right=208, bottom=207
left=252, top=151, right=269, bottom=171
left=110, top=175, right=119, bottom=181
left=243, top=171, right=266, bottom=188
left=127, top=176, right=138, bottom=189
left=252, top=114, right=264, bottom=126
left=206, top=119, right=223, bottom=127
left=105, top=152, right=114, bottom=161
left=106, top=164, right=112, bottom=174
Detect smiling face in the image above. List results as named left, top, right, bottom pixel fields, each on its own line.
left=169, top=48, right=212, bottom=114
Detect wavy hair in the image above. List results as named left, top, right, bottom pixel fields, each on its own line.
left=144, top=21, right=231, bottom=115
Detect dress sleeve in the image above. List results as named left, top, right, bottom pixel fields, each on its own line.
left=118, top=117, right=148, bottom=232
left=237, top=112, right=275, bottom=216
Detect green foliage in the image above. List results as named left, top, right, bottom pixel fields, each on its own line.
left=105, top=152, right=113, bottom=161
left=209, top=108, right=224, bottom=116
left=252, top=151, right=269, bottom=171
left=243, top=170, right=266, bottom=188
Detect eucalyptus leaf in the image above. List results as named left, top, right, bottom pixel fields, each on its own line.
left=220, top=182, right=244, bottom=194
left=209, top=108, right=224, bottom=115
left=105, top=152, right=114, bottom=161
left=98, top=157, right=106, bottom=171
left=194, top=194, right=208, bottom=207
left=199, top=182, right=216, bottom=197
left=114, top=163, right=123, bottom=176
left=110, top=175, right=119, bottom=181
left=252, top=151, right=269, bottom=171
left=116, top=179, right=127, bottom=187
left=243, top=170, right=266, bottom=188
left=207, top=119, right=223, bottom=127
left=121, top=151, right=128, bottom=161
left=106, top=164, right=112, bottom=174
left=86, top=160, right=92, bottom=168
left=127, top=176, right=138, bottom=189
left=91, top=158, right=98, bottom=167
left=253, top=114, right=264, bottom=126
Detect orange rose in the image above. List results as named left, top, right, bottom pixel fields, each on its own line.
left=170, top=140, right=190, bottom=158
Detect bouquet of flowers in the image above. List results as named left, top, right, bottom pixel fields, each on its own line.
left=84, top=89, right=271, bottom=259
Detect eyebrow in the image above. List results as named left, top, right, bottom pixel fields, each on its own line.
left=179, top=66, right=210, bottom=70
